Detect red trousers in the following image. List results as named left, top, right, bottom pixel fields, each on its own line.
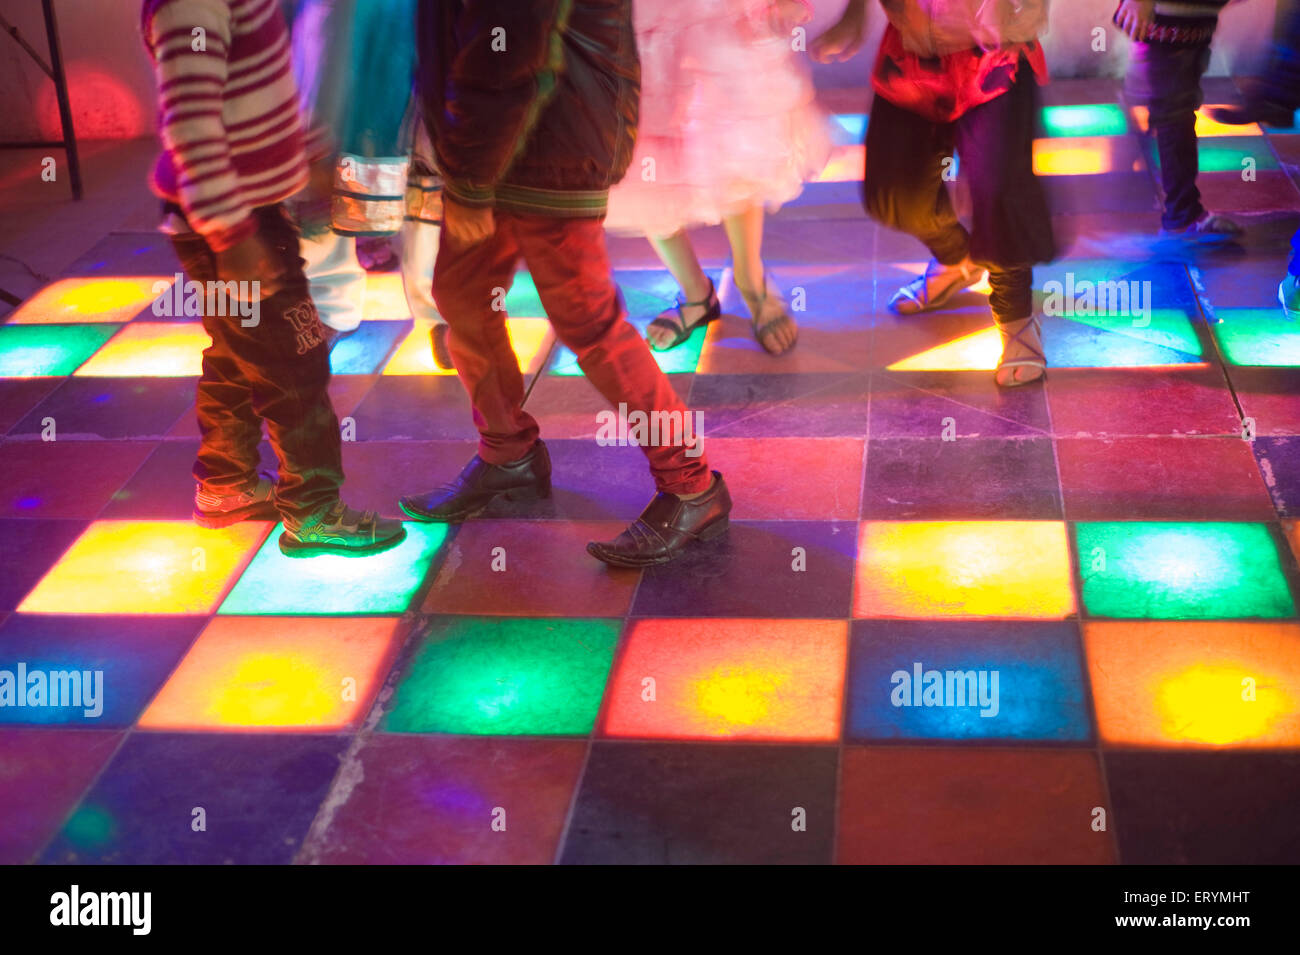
left=433, top=212, right=712, bottom=496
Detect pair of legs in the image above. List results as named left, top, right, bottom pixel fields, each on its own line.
left=863, top=67, right=1056, bottom=385
left=400, top=211, right=730, bottom=565
left=170, top=202, right=403, bottom=555
left=1127, top=38, right=1240, bottom=239
left=645, top=204, right=797, bottom=356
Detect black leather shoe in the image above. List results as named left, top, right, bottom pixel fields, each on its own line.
left=587, top=471, right=731, bottom=567
left=399, top=440, right=551, bottom=522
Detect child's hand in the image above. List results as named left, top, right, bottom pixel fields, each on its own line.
left=1115, top=0, right=1156, bottom=40
left=442, top=194, right=496, bottom=247
left=811, top=0, right=866, bottom=63
left=768, top=0, right=812, bottom=34
left=216, top=233, right=285, bottom=300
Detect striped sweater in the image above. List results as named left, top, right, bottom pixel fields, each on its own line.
left=1114, top=0, right=1231, bottom=46
left=142, top=0, right=308, bottom=251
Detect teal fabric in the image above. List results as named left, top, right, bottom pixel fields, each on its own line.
left=286, top=0, right=418, bottom=158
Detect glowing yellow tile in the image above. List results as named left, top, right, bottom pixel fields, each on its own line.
left=854, top=521, right=1076, bottom=619
left=139, top=616, right=402, bottom=730
left=74, top=321, right=208, bottom=377
left=601, top=618, right=848, bottom=741
left=362, top=272, right=413, bottom=320
left=18, top=520, right=269, bottom=615
left=1032, top=137, right=1118, bottom=176
left=381, top=316, right=550, bottom=376
left=887, top=325, right=1002, bottom=371
left=8, top=277, right=174, bottom=324
left=814, top=144, right=863, bottom=182
left=1084, top=621, right=1300, bottom=748
left=1131, top=105, right=1262, bottom=137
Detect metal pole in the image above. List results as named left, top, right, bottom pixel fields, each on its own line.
left=41, top=0, right=81, bottom=200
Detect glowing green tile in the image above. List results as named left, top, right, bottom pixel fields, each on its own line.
left=1212, top=308, right=1300, bottom=366
left=218, top=522, right=448, bottom=615
left=504, top=272, right=546, bottom=317
left=1077, top=522, right=1295, bottom=620
left=1150, top=138, right=1278, bottom=172
left=382, top=616, right=620, bottom=734
left=1041, top=104, right=1128, bottom=138
left=62, top=804, right=116, bottom=849
left=0, top=324, right=120, bottom=377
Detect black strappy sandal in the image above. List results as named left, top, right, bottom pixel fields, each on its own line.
left=647, top=278, right=721, bottom=352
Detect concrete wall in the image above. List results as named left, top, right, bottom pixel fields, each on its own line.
left=0, top=0, right=1282, bottom=142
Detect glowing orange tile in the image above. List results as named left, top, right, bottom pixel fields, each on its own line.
left=813, top=144, right=863, bottom=182
left=382, top=317, right=551, bottom=376
left=8, top=277, right=174, bottom=324
left=139, top=616, right=403, bottom=731
left=1131, top=105, right=1262, bottom=137
left=854, top=521, right=1076, bottom=619
left=886, top=325, right=1002, bottom=371
left=1084, top=621, right=1300, bottom=748
left=600, top=618, right=847, bottom=741
left=18, top=520, right=269, bottom=615
left=1032, top=137, right=1126, bottom=176
left=74, top=322, right=208, bottom=377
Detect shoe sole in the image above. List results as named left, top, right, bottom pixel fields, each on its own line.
left=889, top=275, right=984, bottom=316
left=587, top=517, right=730, bottom=568
left=277, top=526, right=408, bottom=559
left=398, top=483, right=551, bottom=524
left=192, top=502, right=279, bottom=529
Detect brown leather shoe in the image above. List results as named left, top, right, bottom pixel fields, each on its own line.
left=587, top=471, right=731, bottom=567
left=399, top=440, right=551, bottom=523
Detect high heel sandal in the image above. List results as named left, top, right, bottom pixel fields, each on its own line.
left=647, top=277, right=721, bottom=351
left=995, top=315, right=1047, bottom=387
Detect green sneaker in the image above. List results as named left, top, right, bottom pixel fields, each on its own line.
left=279, top=501, right=406, bottom=558
left=193, top=475, right=278, bottom=528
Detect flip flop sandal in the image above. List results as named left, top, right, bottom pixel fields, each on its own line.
left=647, top=278, right=721, bottom=351
left=889, top=260, right=983, bottom=315
left=996, top=315, right=1047, bottom=387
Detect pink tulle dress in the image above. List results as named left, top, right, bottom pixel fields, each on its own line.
left=603, top=0, right=833, bottom=239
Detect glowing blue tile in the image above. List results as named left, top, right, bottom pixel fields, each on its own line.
left=0, top=614, right=204, bottom=727
left=329, top=320, right=411, bottom=374
left=218, top=522, right=449, bottom=615
left=846, top=620, right=1090, bottom=742
left=832, top=113, right=868, bottom=144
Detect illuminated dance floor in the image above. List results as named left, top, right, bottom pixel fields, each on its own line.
left=3, top=80, right=1300, bottom=864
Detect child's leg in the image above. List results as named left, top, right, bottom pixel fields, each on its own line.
left=168, top=230, right=265, bottom=497
left=430, top=216, right=540, bottom=466
left=214, top=206, right=345, bottom=525
left=1126, top=39, right=1212, bottom=231
left=299, top=229, right=364, bottom=334
left=514, top=213, right=712, bottom=497
left=863, top=94, right=968, bottom=266
left=722, top=204, right=797, bottom=355
left=649, top=231, right=712, bottom=303
left=644, top=230, right=718, bottom=350
left=954, top=67, right=1055, bottom=386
